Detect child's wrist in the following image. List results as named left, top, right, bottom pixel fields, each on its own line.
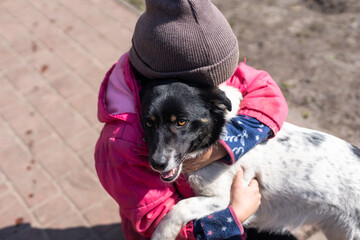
left=230, top=204, right=247, bottom=223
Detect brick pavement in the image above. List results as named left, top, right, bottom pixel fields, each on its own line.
left=0, top=0, right=137, bottom=239
left=0, top=0, right=326, bottom=239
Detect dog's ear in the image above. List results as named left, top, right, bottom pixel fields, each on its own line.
left=201, top=87, right=232, bottom=112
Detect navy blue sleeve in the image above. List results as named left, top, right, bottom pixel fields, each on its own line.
left=193, top=207, right=245, bottom=240
left=221, top=115, right=271, bottom=164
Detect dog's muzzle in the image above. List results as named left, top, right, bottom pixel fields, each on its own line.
left=160, top=164, right=182, bottom=182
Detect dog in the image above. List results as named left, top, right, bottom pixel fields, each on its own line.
left=140, top=80, right=360, bottom=240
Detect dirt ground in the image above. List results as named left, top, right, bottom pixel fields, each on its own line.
left=213, top=0, right=360, bottom=148
left=125, top=0, right=360, bottom=146
left=213, top=1, right=360, bottom=238
left=123, top=0, right=360, bottom=239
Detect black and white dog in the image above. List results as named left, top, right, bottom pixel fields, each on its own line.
left=140, top=80, right=360, bottom=240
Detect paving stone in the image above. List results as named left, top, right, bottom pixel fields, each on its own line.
left=59, top=170, right=106, bottom=211
left=0, top=0, right=30, bottom=12
left=0, top=174, right=9, bottom=196
left=0, top=40, right=21, bottom=70
left=0, top=3, right=12, bottom=22
left=78, top=146, right=97, bottom=175
left=61, top=17, right=98, bottom=45
left=59, top=0, right=118, bottom=32
left=0, top=118, right=16, bottom=151
left=0, top=192, right=17, bottom=214
left=61, top=0, right=122, bottom=36
left=25, top=83, right=66, bottom=115
left=0, top=143, right=58, bottom=208
left=93, top=0, right=138, bottom=31
left=75, top=62, right=107, bottom=90
left=25, top=50, right=68, bottom=79
left=28, top=134, right=63, bottom=155
left=9, top=111, right=53, bottom=150
left=0, top=88, right=21, bottom=110
left=84, top=198, right=120, bottom=235
left=76, top=33, right=119, bottom=67
left=0, top=100, right=35, bottom=121
left=35, top=143, right=84, bottom=180
left=0, top=76, right=12, bottom=97
left=48, top=71, right=89, bottom=99
left=25, top=84, right=90, bottom=140
left=11, top=5, right=93, bottom=70
left=103, top=26, right=132, bottom=53
left=29, top=0, right=75, bottom=33
left=33, top=196, right=72, bottom=225
left=0, top=193, right=34, bottom=239
left=66, top=128, right=98, bottom=153
left=0, top=15, right=46, bottom=57
left=4, top=64, right=43, bottom=94
left=0, top=1, right=140, bottom=239
left=45, top=106, right=90, bottom=140
left=53, top=43, right=94, bottom=70
left=68, top=87, right=98, bottom=125
left=7, top=4, right=47, bottom=30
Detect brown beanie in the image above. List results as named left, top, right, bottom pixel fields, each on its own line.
left=129, top=0, right=239, bottom=87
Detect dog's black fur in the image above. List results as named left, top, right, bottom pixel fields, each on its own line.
left=140, top=80, right=231, bottom=180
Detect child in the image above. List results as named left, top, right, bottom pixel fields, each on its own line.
left=95, top=0, right=288, bottom=239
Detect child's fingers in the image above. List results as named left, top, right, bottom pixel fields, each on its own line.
left=232, top=168, right=244, bottom=186
left=249, top=179, right=259, bottom=189
left=235, top=168, right=244, bottom=179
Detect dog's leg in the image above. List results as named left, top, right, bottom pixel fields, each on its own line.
left=320, top=220, right=357, bottom=240
left=151, top=196, right=228, bottom=240
left=354, top=229, right=360, bottom=240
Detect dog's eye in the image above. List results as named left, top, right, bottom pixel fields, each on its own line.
left=177, top=120, right=187, bottom=126
left=145, top=121, right=153, bottom=128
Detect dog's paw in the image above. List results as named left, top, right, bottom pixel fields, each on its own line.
left=151, top=220, right=182, bottom=240
left=151, top=212, right=184, bottom=240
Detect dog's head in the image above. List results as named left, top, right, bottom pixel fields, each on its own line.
left=140, top=80, right=231, bottom=182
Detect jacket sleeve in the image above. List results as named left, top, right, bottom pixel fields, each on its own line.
left=95, top=124, right=195, bottom=240
left=193, top=206, right=246, bottom=240
left=220, top=115, right=271, bottom=164
left=224, top=62, right=288, bottom=136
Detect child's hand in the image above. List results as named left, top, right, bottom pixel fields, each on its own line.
left=230, top=168, right=261, bottom=223
left=182, top=143, right=227, bottom=173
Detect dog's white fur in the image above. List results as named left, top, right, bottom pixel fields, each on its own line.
left=151, top=86, right=360, bottom=240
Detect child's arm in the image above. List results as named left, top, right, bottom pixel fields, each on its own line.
left=221, top=115, right=271, bottom=164
left=226, top=62, right=288, bottom=136
left=192, top=169, right=261, bottom=240
left=182, top=115, right=270, bottom=171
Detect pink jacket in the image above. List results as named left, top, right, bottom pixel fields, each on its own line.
left=95, top=52, right=288, bottom=239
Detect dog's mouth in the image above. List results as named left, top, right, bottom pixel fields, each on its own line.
left=160, top=164, right=182, bottom=182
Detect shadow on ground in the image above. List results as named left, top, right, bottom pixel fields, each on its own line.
left=1, top=223, right=299, bottom=240
left=0, top=222, right=125, bottom=240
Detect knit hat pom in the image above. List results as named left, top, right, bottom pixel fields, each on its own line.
left=129, top=0, right=239, bottom=86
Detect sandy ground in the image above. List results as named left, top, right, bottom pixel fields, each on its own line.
left=124, top=0, right=360, bottom=239
left=213, top=0, right=360, bottom=147
left=213, top=1, right=360, bottom=238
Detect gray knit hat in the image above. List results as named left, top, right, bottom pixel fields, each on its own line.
left=129, top=0, right=239, bottom=86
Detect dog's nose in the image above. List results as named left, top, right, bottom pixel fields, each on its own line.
left=150, top=158, right=167, bottom=171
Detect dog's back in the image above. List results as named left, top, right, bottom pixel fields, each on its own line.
left=239, top=122, right=360, bottom=239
